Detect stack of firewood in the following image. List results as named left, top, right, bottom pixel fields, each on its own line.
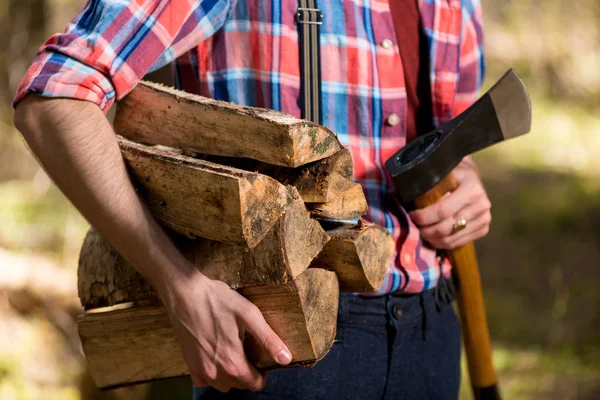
left=77, top=82, right=395, bottom=389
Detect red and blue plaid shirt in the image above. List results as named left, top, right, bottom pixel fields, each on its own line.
left=15, top=0, right=485, bottom=295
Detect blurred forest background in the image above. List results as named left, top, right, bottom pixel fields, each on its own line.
left=1, top=0, right=599, bottom=399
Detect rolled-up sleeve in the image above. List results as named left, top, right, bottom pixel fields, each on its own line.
left=453, top=0, right=485, bottom=116
left=13, top=0, right=232, bottom=113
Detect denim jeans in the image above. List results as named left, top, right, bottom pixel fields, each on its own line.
left=194, top=278, right=461, bottom=400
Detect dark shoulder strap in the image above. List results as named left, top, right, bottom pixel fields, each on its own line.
left=296, top=0, right=323, bottom=124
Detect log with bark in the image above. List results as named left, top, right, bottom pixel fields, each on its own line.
left=78, top=189, right=329, bottom=310
left=311, top=221, right=395, bottom=292
left=78, top=268, right=339, bottom=389
left=114, top=81, right=343, bottom=167
left=119, top=137, right=292, bottom=248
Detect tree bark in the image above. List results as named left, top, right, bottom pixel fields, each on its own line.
left=78, top=190, right=329, bottom=310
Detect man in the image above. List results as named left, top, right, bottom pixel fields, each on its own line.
left=13, top=0, right=490, bottom=398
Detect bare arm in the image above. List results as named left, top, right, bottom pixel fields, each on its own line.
left=14, top=95, right=291, bottom=392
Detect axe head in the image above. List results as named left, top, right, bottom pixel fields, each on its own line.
left=385, top=69, right=532, bottom=204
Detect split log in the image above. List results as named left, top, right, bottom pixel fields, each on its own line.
left=78, top=190, right=329, bottom=310
left=259, top=148, right=354, bottom=203
left=311, top=221, right=395, bottom=292
left=114, top=81, right=343, bottom=167
left=192, top=148, right=355, bottom=204
left=119, top=137, right=291, bottom=248
left=307, top=183, right=368, bottom=220
left=78, top=268, right=339, bottom=389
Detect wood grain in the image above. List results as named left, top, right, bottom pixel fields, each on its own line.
left=114, top=81, right=342, bottom=167
left=78, top=191, right=329, bottom=310
left=261, top=148, right=354, bottom=203
left=193, top=148, right=355, bottom=203
left=307, top=183, right=368, bottom=220
left=119, top=137, right=291, bottom=248
left=311, top=221, right=395, bottom=292
left=78, top=269, right=339, bottom=389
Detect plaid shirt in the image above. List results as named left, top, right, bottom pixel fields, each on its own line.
left=15, top=0, right=485, bottom=295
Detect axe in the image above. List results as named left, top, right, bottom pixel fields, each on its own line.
left=385, top=69, right=532, bottom=400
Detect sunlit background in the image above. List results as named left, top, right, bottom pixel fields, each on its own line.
left=1, top=1, right=599, bottom=399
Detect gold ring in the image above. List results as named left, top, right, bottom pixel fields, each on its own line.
left=452, top=217, right=467, bottom=233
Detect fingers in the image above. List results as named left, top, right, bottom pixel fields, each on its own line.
left=426, top=210, right=491, bottom=250
left=191, top=376, right=208, bottom=388
left=419, top=199, right=491, bottom=240
left=190, top=351, right=266, bottom=393
left=241, top=304, right=292, bottom=366
left=177, top=284, right=270, bottom=394
left=409, top=182, right=471, bottom=226
left=409, top=165, right=485, bottom=227
left=232, top=354, right=268, bottom=392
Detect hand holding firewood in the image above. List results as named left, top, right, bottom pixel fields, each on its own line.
left=63, top=82, right=396, bottom=389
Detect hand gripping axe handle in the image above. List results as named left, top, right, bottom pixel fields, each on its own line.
left=385, top=69, right=532, bottom=400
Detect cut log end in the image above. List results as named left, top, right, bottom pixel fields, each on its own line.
left=78, top=230, right=155, bottom=310
left=280, top=188, right=331, bottom=277
left=291, top=124, right=344, bottom=167
left=307, top=182, right=368, bottom=220
left=295, top=269, right=339, bottom=361
left=287, top=148, right=354, bottom=203
left=79, top=268, right=339, bottom=389
left=241, top=268, right=338, bottom=369
left=312, top=222, right=395, bottom=292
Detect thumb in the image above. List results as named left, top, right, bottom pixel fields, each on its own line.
left=242, top=307, right=292, bottom=366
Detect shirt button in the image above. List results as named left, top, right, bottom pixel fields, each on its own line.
left=392, top=304, right=403, bottom=319
left=381, top=38, right=393, bottom=49
left=403, top=253, right=412, bottom=265
left=387, top=113, right=400, bottom=126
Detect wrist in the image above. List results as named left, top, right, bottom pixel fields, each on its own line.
left=153, top=259, right=209, bottom=311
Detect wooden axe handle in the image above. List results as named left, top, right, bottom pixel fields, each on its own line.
left=414, top=172, right=501, bottom=400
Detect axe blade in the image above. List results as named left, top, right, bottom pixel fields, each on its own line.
left=385, top=69, right=532, bottom=204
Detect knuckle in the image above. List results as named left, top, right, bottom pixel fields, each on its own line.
left=202, top=365, right=218, bottom=382
left=437, top=203, right=450, bottom=220
left=250, top=379, right=266, bottom=392
left=484, top=212, right=492, bottom=224
left=217, top=386, right=232, bottom=393
left=223, top=364, right=240, bottom=379
left=432, top=225, right=446, bottom=237
left=245, top=303, right=264, bottom=324
left=480, top=198, right=491, bottom=212
left=261, top=330, right=280, bottom=352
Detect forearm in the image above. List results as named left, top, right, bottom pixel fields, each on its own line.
left=13, top=95, right=197, bottom=303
